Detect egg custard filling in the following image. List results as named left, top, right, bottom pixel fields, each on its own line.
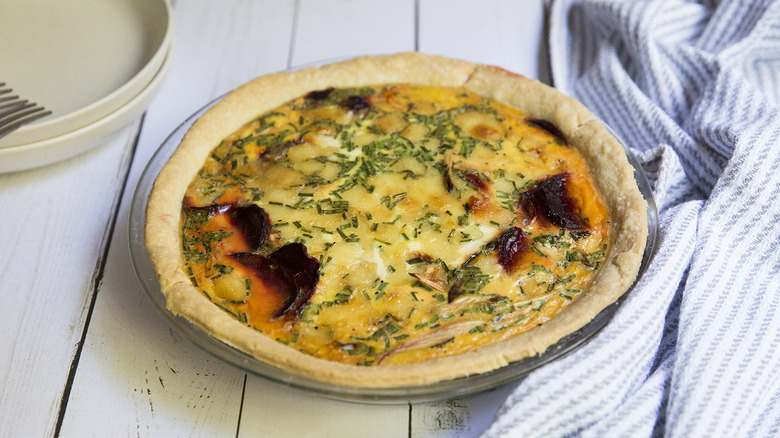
left=145, top=53, right=647, bottom=387
left=180, top=83, right=611, bottom=366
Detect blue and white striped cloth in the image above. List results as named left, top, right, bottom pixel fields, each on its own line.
left=484, top=1, right=780, bottom=436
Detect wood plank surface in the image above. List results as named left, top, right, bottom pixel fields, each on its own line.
left=290, top=0, right=416, bottom=67
left=239, top=376, right=409, bottom=438
left=0, top=122, right=140, bottom=438
left=419, top=0, right=548, bottom=81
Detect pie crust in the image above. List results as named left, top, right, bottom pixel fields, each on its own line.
left=145, top=53, right=647, bottom=387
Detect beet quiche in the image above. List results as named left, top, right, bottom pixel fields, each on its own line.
left=145, top=53, right=647, bottom=387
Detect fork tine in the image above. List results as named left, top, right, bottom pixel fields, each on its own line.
left=0, top=104, right=45, bottom=124
left=0, top=94, right=19, bottom=104
left=0, top=107, right=52, bottom=139
left=0, top=100, right=34, bottom=119
left=0, top=83, right=51, bottom=140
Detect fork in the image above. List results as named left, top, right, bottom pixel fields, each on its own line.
left=0, top=82, right=51, bottom=140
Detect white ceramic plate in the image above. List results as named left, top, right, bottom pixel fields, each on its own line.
left=0, top=0, right=173, bottom=149
left=0, top=50, right=172, bottom=173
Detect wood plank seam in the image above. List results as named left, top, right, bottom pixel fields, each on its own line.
left=287, top=0, right=301, bottom=69
left=414, top=0, right=420, bottom=51
left=235, top=374, right=248, bottom=438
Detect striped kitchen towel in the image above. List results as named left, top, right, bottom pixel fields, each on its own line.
left=484, top=0, right=780, bottom=436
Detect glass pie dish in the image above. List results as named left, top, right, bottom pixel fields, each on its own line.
left=128, top=92, right=659, bottom=404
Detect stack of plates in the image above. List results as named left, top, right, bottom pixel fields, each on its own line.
left=0, top=0, right=173, bottom=173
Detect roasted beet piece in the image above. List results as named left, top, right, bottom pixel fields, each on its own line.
left=229, top=204, right=271, bottom=251
left=520, top=173, right=587, bottom=230
left=527, top=118, right=567, bottom=145
left=497, top=227, right=529, bottom=272
left=268, top=243, right=320, bottom=317
left=342, top=95, right=371, bottom=112
left=305, top=87, right=334, bottom=101
left=462, top=172, right=488, bottom=191
left=230, top=243, right=320, bottom=318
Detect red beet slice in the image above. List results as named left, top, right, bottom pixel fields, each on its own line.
left=229, top=204, right=271, bottom=251
left=268, top=243, right=320, bottom=317
left=497, top=227, right=529, bottom=272
left=342, top=95, right=371, bottom=112
left=230, top=243, right=320, bottom=318
left=520, top=173, right=587, bottom=230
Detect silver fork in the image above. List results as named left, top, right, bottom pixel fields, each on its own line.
left=0, top=82, right=51, bottom=140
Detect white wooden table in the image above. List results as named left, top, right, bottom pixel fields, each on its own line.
left=0, top=1, right=549, bottom=435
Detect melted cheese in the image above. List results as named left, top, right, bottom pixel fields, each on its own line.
left=181, top=84, right=611, bottom=366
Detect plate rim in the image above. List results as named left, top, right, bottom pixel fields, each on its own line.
left=0, top=44, right=173, bottom=173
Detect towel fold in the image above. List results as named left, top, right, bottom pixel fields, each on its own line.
left=484, top=1, right=780, bottom=436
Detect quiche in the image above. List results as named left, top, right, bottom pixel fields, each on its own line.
left=145, top=53, right=647, bottom=387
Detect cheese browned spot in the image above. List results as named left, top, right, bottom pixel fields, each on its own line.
left=179, top=84, right=611, bottom=366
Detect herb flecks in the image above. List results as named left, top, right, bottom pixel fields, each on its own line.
left=180, top=83, right=611, bottom=367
